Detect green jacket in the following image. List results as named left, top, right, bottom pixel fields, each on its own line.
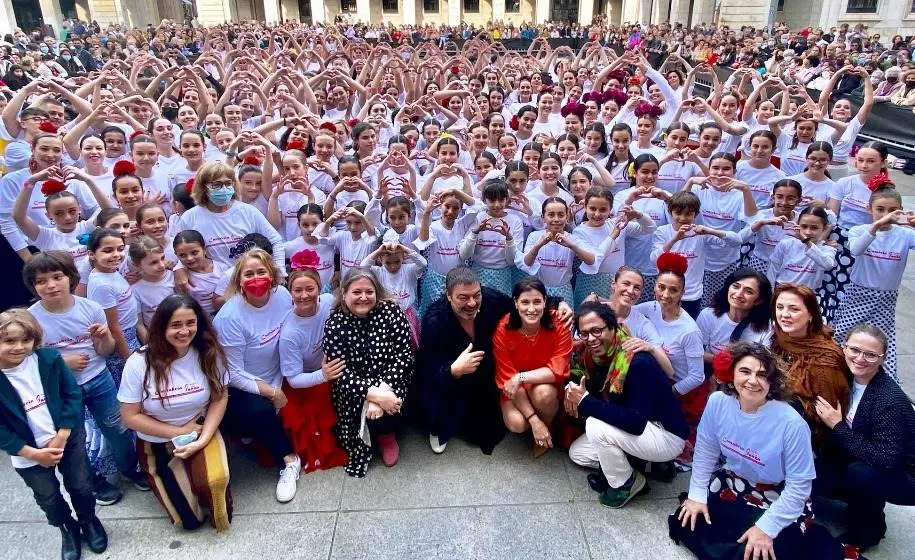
left=0, top=348, right=83, bottom=458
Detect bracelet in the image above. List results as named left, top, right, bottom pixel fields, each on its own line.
left=524, top=412, right=537, bottom=422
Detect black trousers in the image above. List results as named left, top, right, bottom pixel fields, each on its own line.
left=222, top=388, right=294, bottom=468
left=16, top=422, right=96, bottom=527
left=815, top=458, right=915, bottom=546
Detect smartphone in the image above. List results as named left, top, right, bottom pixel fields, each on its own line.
left=171, top=432, right=198, bottom=447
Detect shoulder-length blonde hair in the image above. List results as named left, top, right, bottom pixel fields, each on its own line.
left=225, top=248, right=280, bottom=298
left=332, top=267, right=392, bottom=314
left=191, top=161, right=238, bottom=206
left=0, top=308, right=42, bottom=347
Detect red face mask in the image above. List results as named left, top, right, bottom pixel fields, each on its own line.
left=242, top=276, right=272, bottom=298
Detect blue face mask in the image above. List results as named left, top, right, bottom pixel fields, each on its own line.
left=208, top=186, right=234, bottom=206
left=100, top=37, right=108, bottom=45
left=39, top=46, right=48, bottom=54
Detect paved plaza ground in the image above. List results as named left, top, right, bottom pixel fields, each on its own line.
left=2, top=177, right=914, bottom=560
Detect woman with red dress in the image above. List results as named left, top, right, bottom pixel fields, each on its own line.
left=493, top=277, right=573, bottom=457
left=278, top=251, right=348, bottom=472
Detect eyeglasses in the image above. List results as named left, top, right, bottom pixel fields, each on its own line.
left=843, top=345, right=884, bottom=363
left=207, top=180, right=234, bottom=190
left=576, top=326, right=607, bottom=339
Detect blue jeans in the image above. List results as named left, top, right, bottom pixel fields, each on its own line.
left=16, top=421, right=97, bottom=526
left=82, top=370, right=137, bottom=475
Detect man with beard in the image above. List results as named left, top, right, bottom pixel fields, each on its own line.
left=417, top=267, right=572, bottom=455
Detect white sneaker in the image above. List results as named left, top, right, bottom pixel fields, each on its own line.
left=275, top=456, right=301, bottom=503
left=429, top=434, right=447, bottom=454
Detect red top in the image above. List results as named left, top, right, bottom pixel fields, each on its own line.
left=492, top=312, right=572, bottom=389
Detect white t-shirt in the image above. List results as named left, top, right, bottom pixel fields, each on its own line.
left=613, top=187, right=669, bottom=275
left=742, top=208, right=793, bottom=263
left=87, top=269, right=139, bottom=332
left=281, top=237, right=336, bottom=289
left=658, top=160, right=702, bottom=193
left=466, top=212, right=525, bottom=268
left=689, top=392, right=815, bottom=538
left=413, top=204, right=483, bottom=275
left=118, top=348, right=227, bottom=443
left=778, top=141, right=810, bottom=177
left=619, top=307, right=663, bottom=346
left=521, top=230, right=585, bottom=288
left=695, top=307, right=772, bottom=355
left=4, top=355, right=56, bottom=468
left=133, top=270, right=175, bottom=326
left=31, top=220, right=95, bottom=279
left=363, top=256, right=427, bottom=310
left=279, top=294, right=333, bottom=389
left=155, top=152, right=187, bottom=175
left=186, top=260, right=229, bottom=316
left=276, top=189, right=328, bottom=241
left=651, top=224, right=733, bottom=302
left=634, top=301, right=705, bottom=395
left=767, top=236, right=837, bottom=289
left=829, top=175, right=873, bottom=230
left=176, top=202, right=285, bottom=270
left=847, top=224, right=915, bottom=291
left=28, top=297, right=108, bottom=384
left=694, top=186, right=750, bottom=271
left=318, top=230, right=377, bottom=279
left=787, top=173, right=835, bottom=209
left=735, top=161, right=786, bottom=208
left=831, top=116, right=864, bottom=163
left=213, top=287, right=292, bottom=392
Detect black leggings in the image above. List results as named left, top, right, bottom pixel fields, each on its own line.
left=222, top=388, right=294, bottom=468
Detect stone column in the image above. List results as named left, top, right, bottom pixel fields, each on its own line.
left=493, top=0, right=505, bottom=22
left=263, top=0, right=281, bottom=23
left=403, top=0, right=416, bottom=24
left=448, top=0, right=460, bottom=26
left=535, top=0, right=550, bottom=23
left=311, top=0, right=326, bottom=22
left=651, top=0, right=669, bottom=23
left=356, top=0, right=371, bottom=23
left=0, top=0, right=16, bottom=36
left=579, top=0, right=594, bottom=24
left=620, top=0, right=639, bottom=23
left=38, top=0, right=65, bottom=35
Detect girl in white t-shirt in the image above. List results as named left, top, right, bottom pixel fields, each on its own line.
left=630, top=110, right=666, bottom=160
left=778, top=117, right=817, bottom=176
left=526, top=152, right=575, bottom=230
left=322, top=156, right=373, bottom=227
left=117, top=294, right=231, bottom=532
left=281, top=204, right=336, bottom=292
left=834, top=187, right=915, bottom=382
left=278, top=267, right=348, bottom=471
left=236, top=164, right=269, bottom=216
left=766, top=204, right=836, bottom=292
left=128, top=236, right=175, bottom=334
left=415, top=188, right=481, bottom=315
left=604, top=123, right=636, bottom=195
left=13, top=169, right=111, bottom=276
left=267, top=148, right=328, bottom=242
left=459, top=181, right=524, bottom=296
left=172, top=230, right=227, bottom=316
left=167, top=131, right=206, bottom=193
left=135, top=203, right=176, bottom=266
left=740, top=179, right=803, bottom=273
left=522, top=197, right=596, bottom=306
left=129, top=135, right=172, bottom=217
left=735, top=130, right=786, bottom=208
left=656, top=123, right=705, bottom=193
left=419, top=137, right=472, bottom=205
left=86, top=227, right=141, bottom=384
left=360, top=242, right=427, bottom=344
left=315, top=200, right=377, bottom=280
left=787, top=141, right=836, bottom=213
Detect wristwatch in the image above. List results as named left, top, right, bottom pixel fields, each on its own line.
left=226, top=150, right=238, bottom=158
left=518, top=372, right=527, bottom=384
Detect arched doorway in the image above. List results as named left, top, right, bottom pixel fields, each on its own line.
left=11, top=0, right=43, bottom=32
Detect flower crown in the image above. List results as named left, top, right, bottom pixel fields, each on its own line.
left=290, top=249, right=320, bottom=271
left=634, top=102, right=663, bottom=119
left=41, top=179, right=67, bottom=197
left=712, top=349, right=735, bottom=384
left=656, top=252, right=688, bottom=276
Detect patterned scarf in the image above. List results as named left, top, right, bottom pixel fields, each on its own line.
left=571, top=326, right=634, bottom=395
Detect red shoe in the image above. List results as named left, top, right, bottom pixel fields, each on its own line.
left=377, top=433, right=399, bottom=467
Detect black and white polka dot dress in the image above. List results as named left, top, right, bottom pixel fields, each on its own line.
left=323, top=299, right=415, bottom=477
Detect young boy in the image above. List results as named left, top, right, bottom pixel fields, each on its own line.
left=650, top=192, right=740, bottom=318
left=0, top=308, right=108, bottom=560
left=23, top=251, right=149, bottom=506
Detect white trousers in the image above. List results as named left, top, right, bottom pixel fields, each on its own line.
left=568, top=416, right=685, bottom=488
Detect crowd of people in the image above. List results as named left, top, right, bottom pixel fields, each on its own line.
left=0, top=16, right=913, bottom=560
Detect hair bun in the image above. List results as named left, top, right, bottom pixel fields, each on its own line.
left=129, top=130, right=145, bottom=141
left=634, top=101, right=663, bottom=119
left=40, top=179, right=67, bottom=197
left=112, top=160, right=137, bottom=177
left=242, top=154, right=263, bottom=165
left=318, top=121, right=337, bottom=133
left=866, top=171, right=893, bottom=192
left=656, top=252, right=688, bottom=276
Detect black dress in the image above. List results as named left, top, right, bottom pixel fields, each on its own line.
left=323, top=300, right=414, bottom=477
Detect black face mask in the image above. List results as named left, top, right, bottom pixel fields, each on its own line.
left=907, top=81, right=915, bottom=88
left=162, top=107, right=179, bottom=121
left=887, top=76, right=899, bottom=83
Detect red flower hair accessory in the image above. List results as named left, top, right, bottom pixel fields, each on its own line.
left=38, top=120, right=59, bottom=134
left=185, top=177, right=195, bottom=194
left=129, top=130, right=145, bottom=141
left=346, top=118, right=360, bottom=128
left=581, top=91, right=603, bottom=105
left=290, top=249, right=320, bottom=270
left=242, top=154, right=263, bottom=165
left=627, top=76, right=642, bottom=86
left=318, top=121, right=337, bottom=133
left=634, top=101, right=663, bottom=119
left=712, top=349, right=735, bottom=384
left=607, top=69, right=628, bottom=83
left=450, top=65, right=460, bottom=75
left=656, top=252, right=688, bottom=276
left=560, top=102, right=586, bottom=118
left=40, top=179, right=67, bottom=197
left=509, top=114, right=520, bottom=131
left=112, top=160, right=137, bottom=177
left=866, top=171, right=893, bottom=192
left=286, top=139, right=306, bottom=152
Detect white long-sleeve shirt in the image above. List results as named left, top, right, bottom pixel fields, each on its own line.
left=414, top=203, right=483, bottom=275
left=847, top=224, right=915, bottom=291
left=767, top=236, right=837, bottom=289
left=361, top=254, right=427, bottom=310
left=279, top=294, right=333, bottom=389
left=634, top=301, right=705, bottom=395
left=177, top=201, right=285, bottom=271
left=459, top=212, right=524, bottom=268
left=650, top=225, right=741, bottom=302
left=689, top=392, right=815, bottom=539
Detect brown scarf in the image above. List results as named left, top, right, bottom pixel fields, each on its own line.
left=775, top=329, right=851, bottom=447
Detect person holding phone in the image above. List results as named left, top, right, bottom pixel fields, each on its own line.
left=118, top=294, right=232, bottom=532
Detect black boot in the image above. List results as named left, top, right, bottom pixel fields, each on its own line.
left=60, top=517, right=81, bottom=560
left=79, top=515, right=108, bottom=554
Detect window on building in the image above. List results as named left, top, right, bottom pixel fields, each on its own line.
left=845, top=0, right=878, bottom=13
left=423, top=0, right=439, bottom=11
left=506, top=0, right=521, bottom=12
left=777, top=0, right=785, bottom=9
left=465, top=0, right=480, bottom=12
left=382, top=0, right=399, bottom=12
left=340, top=0, right=357, bottom=11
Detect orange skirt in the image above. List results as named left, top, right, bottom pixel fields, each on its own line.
left=279, top=381, right=348, bottom=473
